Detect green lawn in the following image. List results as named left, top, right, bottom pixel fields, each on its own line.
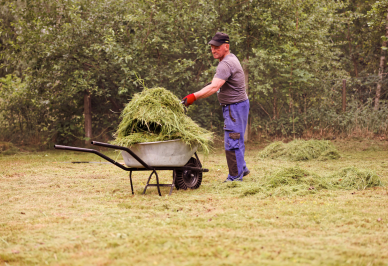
left=1, top=140, right=388, bottom=265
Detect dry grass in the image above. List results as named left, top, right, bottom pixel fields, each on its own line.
left=1, top=140, right=388, bottom=265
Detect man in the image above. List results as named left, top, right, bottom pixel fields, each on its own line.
left=182, top=32, right=250, bottom=182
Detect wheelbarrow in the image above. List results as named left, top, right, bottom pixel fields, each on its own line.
left=54, top=140, right=209, bottom=196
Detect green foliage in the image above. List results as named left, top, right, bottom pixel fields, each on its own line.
left=0, top=74, right=48, bottom=142
left=306, top=92, right=388, bottom=136
left=251, top=76, right=388, bottom=137
left=112, top=87, right=213, bottom=153
left=0, top=0, right=222, bottom=144
left=1, top=0, right=388, bottom=144
left=236, top=0, right=347, bottom=127
left=257, top=139, right=340, bottom=161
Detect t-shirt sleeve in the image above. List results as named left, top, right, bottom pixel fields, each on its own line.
left=214, top=61, right=231, bottom=81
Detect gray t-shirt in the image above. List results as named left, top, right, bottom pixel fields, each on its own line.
left=214, top=53, right=248, bottom=105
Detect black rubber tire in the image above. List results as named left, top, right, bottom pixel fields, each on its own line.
left=174, top=157, right=202, bottom=190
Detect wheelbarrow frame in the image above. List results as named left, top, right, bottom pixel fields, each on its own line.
left=54, top=141, right=209, bottom=196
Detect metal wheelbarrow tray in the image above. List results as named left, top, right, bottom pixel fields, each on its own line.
left=54, top=140, right=209, bottom=196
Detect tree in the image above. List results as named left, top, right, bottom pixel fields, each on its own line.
left=367, top=0, right=388, bottom=109
left=0, top=0, right=220, bottom=143
left=1, top=0, right=387, bottom=144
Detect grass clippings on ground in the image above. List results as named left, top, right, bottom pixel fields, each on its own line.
left=112, top=87, right=212, bottom=153
left=257, top=139, right=340, bottom=161
left=1, top=141, right=388, bottom=265
left=328, top=167, right=383, bottom=190
left=215, top=165, right=384, bottom=197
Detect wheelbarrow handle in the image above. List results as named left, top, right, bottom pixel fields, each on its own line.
left=91, top=141, right=152, bottom=170
left=54, top=145, right=95, bottom=153
left=54, top=144, right=131, bottom=171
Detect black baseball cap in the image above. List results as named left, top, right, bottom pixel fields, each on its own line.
left=208, top=32, right=229, bottom=46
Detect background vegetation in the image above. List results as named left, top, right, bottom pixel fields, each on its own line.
left=1, top=0, right=388, bottom=146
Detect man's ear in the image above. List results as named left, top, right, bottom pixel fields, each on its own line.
left=225, top=44, right=230, bottom=50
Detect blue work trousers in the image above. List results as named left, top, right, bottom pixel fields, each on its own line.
left=222, top=99, right=250, bottom=181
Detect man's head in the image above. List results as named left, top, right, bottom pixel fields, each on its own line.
left=208, top=32, right=230, bottom=61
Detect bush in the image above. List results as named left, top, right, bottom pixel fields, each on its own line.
left=0, top=142, right=19, bottom=155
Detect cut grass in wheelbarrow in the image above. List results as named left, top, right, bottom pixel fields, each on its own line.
left=111, top=87, right=213, bottom=154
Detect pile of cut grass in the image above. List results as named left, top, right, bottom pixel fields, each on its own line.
left=257, top=139, right=340, bottom=161
left=328, top=167, right=383, bottom=190
left=264, top=166, right=330, bottom=190
left=216, top=166, right=383, bottom=197
left=112, top=87, right=213, bottom=153
left=243, top=166, right=330, bottom=197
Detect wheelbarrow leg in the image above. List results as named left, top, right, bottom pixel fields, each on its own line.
left=129, top=171, right=134, bottom=195
left=143, top=170, right=162, bottom=196
left=169, top=170, right=177, bottom=196
left=154, top=170, right=162, bottom=197
left=143, top=171, right=153, bottom=195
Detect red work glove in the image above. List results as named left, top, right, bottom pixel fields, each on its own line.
left=182, top=93, right=197, bottom=107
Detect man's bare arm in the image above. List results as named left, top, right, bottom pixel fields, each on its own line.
left=194, top=78, right=225, bottom=100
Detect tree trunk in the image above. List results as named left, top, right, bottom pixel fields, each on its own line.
left=304, top=93, right=307, bottom=125
left=84, top=90, right=92, bottom=145
left=375, top=9, right=388, bottom=110
left=347, top=21, right=358, bottom=77
left=273, top=87, right=278, bottom=120
left=243, top=58, right=249, bottom=142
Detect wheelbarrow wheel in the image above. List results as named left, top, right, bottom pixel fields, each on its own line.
left=174, top=157, right=202, bottom=190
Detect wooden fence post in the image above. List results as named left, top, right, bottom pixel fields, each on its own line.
left=342, top=79, right=346, bottom=112
left=84, top=90, right=92, bottom=145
